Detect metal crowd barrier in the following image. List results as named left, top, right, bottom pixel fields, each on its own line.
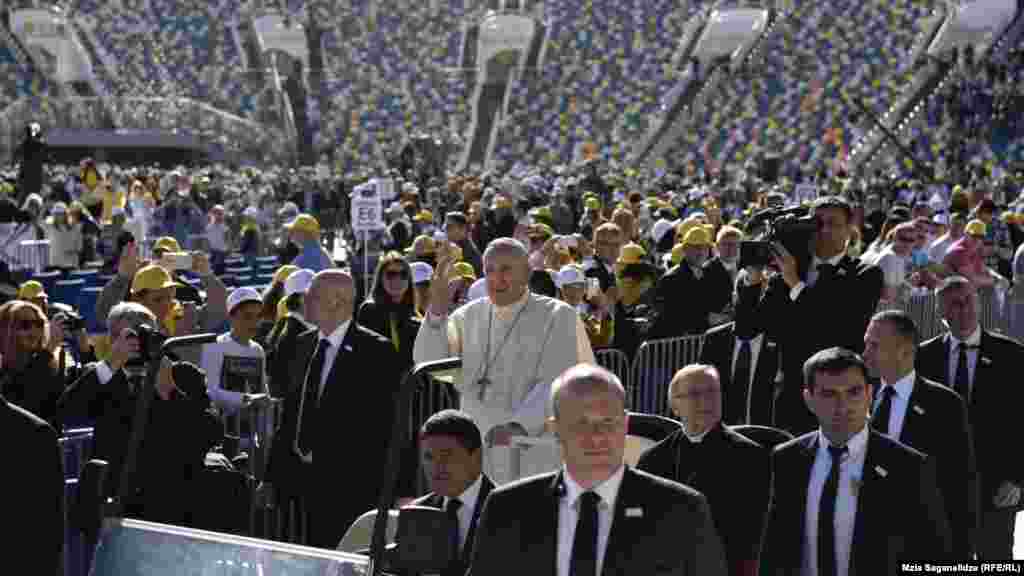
left=630, top=335, right=705, bottom=417
left=594, top=347, right=632, bottom=393
left=60, top=428, right=94, bottom=576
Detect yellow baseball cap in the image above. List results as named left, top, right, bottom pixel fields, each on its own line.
left=494, top=196, right=513, bottom=210
left=674, top=218, right=699, bottom=243
left=17, top=280, right=46, bottom=300
left=451, top=262, right=476, bottom=282
left=965, top=219, right=987, bottom=237
left=413, top=210, right=434, bottom=223
left=584, top=197, right=601, bottom=211
left=285, top=214, right=321, bottom=235
left=681, top=226, right=714, bottom=248
left=406, top=235, right=436, bottom=256
left=131, top=264, right=183, bottom=294
left=153, top=236, right=182, bottom=253
left=272, top=264, right=300, bottom=285
left=616, top=243, right=647, bottom=266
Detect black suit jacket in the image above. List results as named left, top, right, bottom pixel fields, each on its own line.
left=748, top=254, right=882, bottom=434
left=0, top=395, right=63, bottom=575
left=759, top=430, right=953, bottom=576
left=469, top=466, right=727, bottom=576
left=636, top=424, right=770, bottom=572
left=880, top=374, right=978, bottom=558
left=699, top=322, right=780, bottom=426
left=916, top=329, right=1024, bottom=511
left=651, top=263, right=716, bottom=338
left=702, top=257, right=736, bottom=314
left=268, top=322, right=414, bottom=547
left=355, top=299, right=421, bottom=369
left=412, top=474, right=495, bottom=576
left=266, top=314, right=311, bottom=398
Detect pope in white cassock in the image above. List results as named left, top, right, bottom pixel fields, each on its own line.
left=414, top=237, right=596, bottom=484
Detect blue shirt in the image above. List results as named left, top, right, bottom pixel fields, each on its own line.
left=291, top=240, right=334, bottom=272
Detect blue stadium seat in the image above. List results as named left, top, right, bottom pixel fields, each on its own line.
left=69, top=269, right=98, bottom=282
left=53, top=279, right=86, bottom=308
left=254, top=256, right=279, bottom=266
left=78, top=287, right=104, bottom=333
left=225, top=267, right=253, bottom=276
left=255, top=273, right=275, bottom=285
left=31, top=270, right=63, bottom=294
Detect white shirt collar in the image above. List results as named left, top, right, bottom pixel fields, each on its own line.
left=813, top=252, right=845, bottom=268
left=563, top=464, right=626, bottom=511
left=817, top=424, right=869, bottom=461
left=881, top=369, right=916, bottom=400
left=319, top=319, right=351, bottom=348
left=950, top=324, right=981, bottom=348
left=447, top=474, right=483, bottom=509
left=683, top=424, right=713, bottom=444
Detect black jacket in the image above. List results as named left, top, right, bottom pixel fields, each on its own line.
left=356, top=299, right=421, bottom=370
left=0, top=350, right=65, bottom=427
left=636, top=424, right=770, bottom=572
left=412, top=475, right=495, bottom=576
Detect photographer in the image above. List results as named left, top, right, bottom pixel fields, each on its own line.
left=742, top=196, right=883, bottom=435
left=56, top=302, right=221, bottom=525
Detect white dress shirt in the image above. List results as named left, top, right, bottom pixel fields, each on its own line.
left=445, top=475, right=484, bottom=552
left=682, top=426, right=712, bottom=444
left=802, top=426, right=869, bottom=576
left=317, top=319, right=351, bottom=398
left=731, top=333, right=764, bottom=391
left=558, top=465, right=626, bottom=576
left=947, top=325, right=981, bottom=398
left=874, top=370, right=916, bottom=440
left=791, top=253, right=845, bottom=300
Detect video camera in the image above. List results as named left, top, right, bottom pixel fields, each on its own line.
left=739, top=206, right=819, bottom=275
left=122, top=324, right=167, bottom=378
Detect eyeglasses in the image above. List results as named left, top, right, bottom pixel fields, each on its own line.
left=14, top=319, right=44, bottom=331
left=384, top=269, right=409, bottom=280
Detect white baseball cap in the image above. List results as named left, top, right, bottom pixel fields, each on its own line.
left=556, top=265, right=586, bottom=288
left=284, top=269, right=315, bottom=298
left=650, top=219, right=673, bottom=244
left=467, top=277, right=488, bottom=301
left=227, top=287, right=262, bottom=314
left=243, top=206, right=260, bottom=219
left=410, top=261, right=433, bottom=285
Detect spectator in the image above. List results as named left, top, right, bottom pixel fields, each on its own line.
left=929, top=211, right=966, bottom=262
left=152, top=186, right=204, bottom=251
left=16, top=280, right=48, bottom=315
left=875, top=222, right=918, bottom=303
left=406, top=234, right=438, bottom=267
left=916, top=276, right=1024, bottom=559
left=445, top=211, right=483, bottom=276
left=0, top=300, right=67, bottom=426
left=239, top=206, right=263, bottom=266
left=413, top=238, right=596, bottom=484
left=744, top=196, right=883, bottom=435
left=584, top=222, right=622, bottom=293
left=206, top=204, right=229, bottom=275
left=556, top=263, right=612, bottom=348
left=411, top=409, right=495, bottom=576
left=651, top=227, right=716, bottom=338
left=266, top=269, right=314, bottom=399
left=287, top=214, right=333, bottom=272
left=862, top=310, right=977, bottom=558
left=200, top=287, right=269, bottom=416
left=356, top=251, right=421, bottom=368
left=703, top=225, right=743, bottom=323
left=57, top=302, right=221, bottom=526
left=759, top=348, right=952, bottom=575
left=469, top=364, right=727, bottom=576
left=942, top=219, right=1002, bottom=288
left=637, top=364, right=770, bottom=576
left=409, top=261, right=433, bottom=318
left=42, top=202, right=82, bottom=272
left=0, top=390, right=63, bottom=575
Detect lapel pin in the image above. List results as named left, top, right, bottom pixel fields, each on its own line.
left=874, top=465, right=888, bottom=478
left=626, top=507, right=644, bottom=518
left=913, top=405, right=925, bottom=415
left=981, top=356, right=992, bottom=365
left=766, top=341, right=777, bottom=348
left=344, top=344, right=353, bottom=352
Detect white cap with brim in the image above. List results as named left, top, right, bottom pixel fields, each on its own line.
left=284, top=269, right=315, bottom=298
left=243, top=206, right=260, bottom=219
left=227, top=287, right=262, bottom=314
left=410, top=261, right=433, bottom=285
left=556, top=265, right=586, bottom=288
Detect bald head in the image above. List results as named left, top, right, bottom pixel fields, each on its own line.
left=550, top=364, right=627, bottom=420
left=306, top=269, right=355, bottom=332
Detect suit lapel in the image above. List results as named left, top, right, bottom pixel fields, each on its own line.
left=973, top=330, right=995, bottom=407
left=851, top=433, right=885, bottom=575
left=788, top=434, right=818, bottom=565
left=322, top=323, right=357, bottom=400
left=899, top=378, right=926, bottom=448
left=601, top=467, right=642, bottom=576
left=461, top=475, right=495, bottom=566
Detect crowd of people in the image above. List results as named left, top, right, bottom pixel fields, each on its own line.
left=2, top=155, right=1024, bottom=574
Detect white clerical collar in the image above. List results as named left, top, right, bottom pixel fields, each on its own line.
left=817, top=424, right=869, bottom=461
left=950, top=325, right=981, bottom=348
left=319, top=319, right=351, bottom=348
left=880, top=369, right=916, bottom=401
left=563, top=464, right=625, bottom=512
left=721, top=259, right=738, bottom=271
left=683, top=424, right=713, bottom=444
left=492, top=289, right=530, bottom=322
left=446, top=473, right=483, bottom=510
left=812, top=252, right=845, bottom=268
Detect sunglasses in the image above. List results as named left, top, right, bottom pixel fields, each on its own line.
left=384, top=269, right=409, bottom=280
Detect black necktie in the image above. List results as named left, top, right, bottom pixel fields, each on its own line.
left=570, top=491, right=600, bottom=576
left=819, top=444, right=848, bottom=576
left=954, top=343, right=973, bottom=403
left=734, top=339, right=753, bottom=423
left=446, top=497, right=462, bottom=562
left=298, top=338, right=330, bottom=455
left=815, top=263, right=835, bottom=286
left=872, top=386, right=896, bottom=436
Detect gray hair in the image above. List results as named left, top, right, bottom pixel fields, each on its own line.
left=550, top=364, right=627, bottom=419
left=483, top=237, right=529, bottom=263
left=107, top=302, right=158, bottom=332
left=667, top=364, right=720, bottom=404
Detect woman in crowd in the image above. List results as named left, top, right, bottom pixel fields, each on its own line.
left=0, top=301, right=67, bottom=425
left=43, top=202, right=83, bottom=272
left=356, top=251, right=420, bottom=369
